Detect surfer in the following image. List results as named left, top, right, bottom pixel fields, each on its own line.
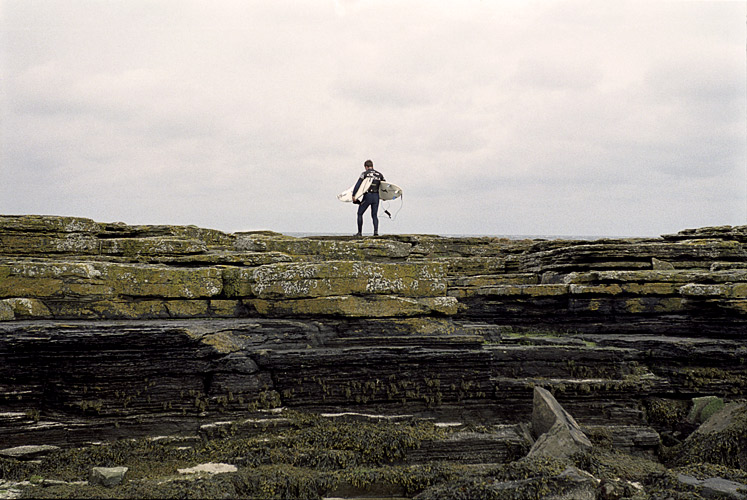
left=353, top=159, right=385, bottom=236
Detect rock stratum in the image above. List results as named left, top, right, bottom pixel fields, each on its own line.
left=1, top=215, right=746, bottom=499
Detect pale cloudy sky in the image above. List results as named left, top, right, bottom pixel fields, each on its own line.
left=1, top=0, right=745, bottom=237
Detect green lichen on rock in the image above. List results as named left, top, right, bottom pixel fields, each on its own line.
left=0, top=300, right=14, bottom=320
left=208, top=299, right=244, bottom=317
left=0, top=215, right=100, bottom=234
left=0, top=215, right=101, bottom=255
left=248, top=261, right=447, bottom=299
left=221, top=267, right=254, bottom=298
left=3, top=298, right=52, bottom=318
left=0, top=261, right=101, bottom=299
left=674, top=463, right=747, bottom=484
left=2, top=215, right=747, bottom=325
left=200, top=331, right=244, bottom=354
left=0, top=261, right=222, bottom=302
left=100, top=237, right=207, bottom=257
left=106, top=264, right=222, bottom=299
left=239, top=235, right=413, bottom=261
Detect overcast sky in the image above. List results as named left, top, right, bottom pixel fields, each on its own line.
left=1, top=1, right=745, bottom=237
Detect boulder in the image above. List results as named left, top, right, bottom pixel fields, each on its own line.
left=89, top=466, right=128, bottom=487
left=696, top=402, right=747, bottom=435
left=673, top=402, right=747, bottom=470
left=528, top=387, right=592, bottom=459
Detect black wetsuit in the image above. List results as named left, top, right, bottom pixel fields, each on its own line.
left=353, top=169, right=385, bottom=235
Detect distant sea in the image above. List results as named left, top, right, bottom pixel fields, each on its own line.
left=284, top=232, right=640, bottom=240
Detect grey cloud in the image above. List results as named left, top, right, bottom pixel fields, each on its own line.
left=334, top=77, right=434, bottom=109
left=511, top=57, right=604, bottom=90
left=644, top=49, right=744, bottom=99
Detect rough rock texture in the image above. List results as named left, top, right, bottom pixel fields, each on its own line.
left=0, top=215, right=745, bottom=461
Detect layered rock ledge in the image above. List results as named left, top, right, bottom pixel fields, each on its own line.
left=0, top=215, right=745, bottom=498
left=1, top=215, right=745, bottom=331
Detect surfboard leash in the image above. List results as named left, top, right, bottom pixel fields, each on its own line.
left=380, top=195, right=403, bottom=221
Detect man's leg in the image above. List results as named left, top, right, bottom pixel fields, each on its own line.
left=357, top=197, right=371, bottom=235
left=370, top=197, right=380, bottom=235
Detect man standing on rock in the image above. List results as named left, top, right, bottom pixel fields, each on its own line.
left=352, top=159, right=385, bottom=237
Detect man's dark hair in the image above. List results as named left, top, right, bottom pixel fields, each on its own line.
left=364, top=160, right=373, bottom=168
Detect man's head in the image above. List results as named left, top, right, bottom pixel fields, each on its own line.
left=364, top=159, right=373, bottom=169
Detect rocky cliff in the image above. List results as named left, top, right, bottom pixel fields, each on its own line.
left=0, top=215, right=746, bottom=498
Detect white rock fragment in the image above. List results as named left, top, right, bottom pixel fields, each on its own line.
left=177, top=463, right=238, bottom=475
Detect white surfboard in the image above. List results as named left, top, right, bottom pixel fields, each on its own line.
left=337, top=177, right=373, bottom=203
left=379, top=182, right=402, bottom=201
left=337, top=179, right=403, bottom=203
